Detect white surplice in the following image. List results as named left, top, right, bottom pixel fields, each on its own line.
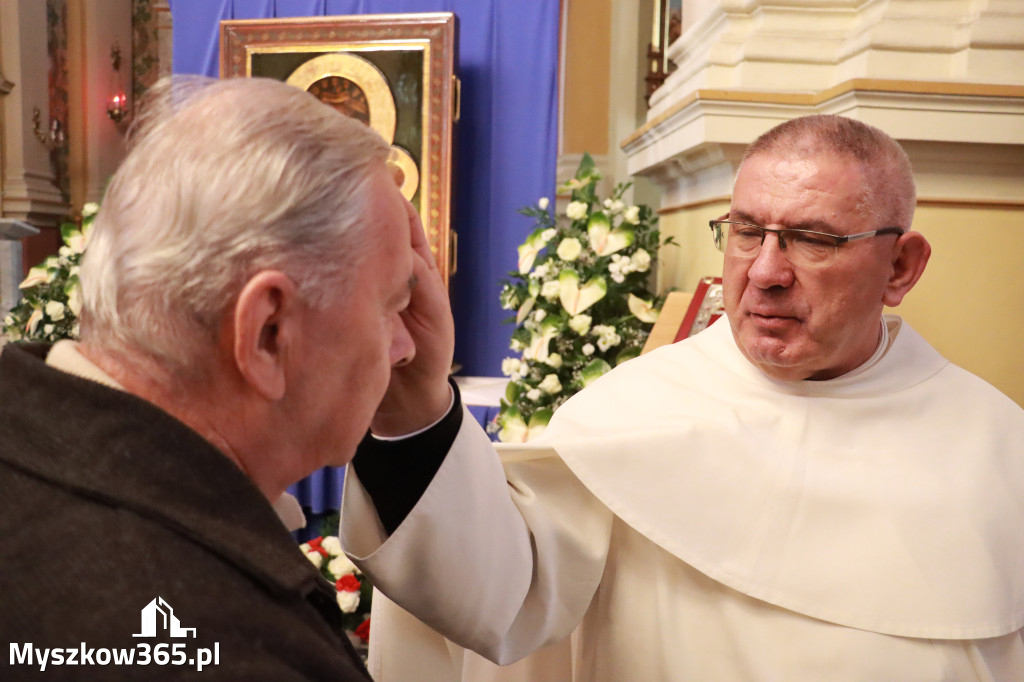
left=341, top=316, right=1024, bottom=681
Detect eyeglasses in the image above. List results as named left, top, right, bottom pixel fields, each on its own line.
left=709, top=218, right=904, bottom=268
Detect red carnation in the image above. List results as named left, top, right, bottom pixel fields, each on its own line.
left=306, top=537, right=328, bottom=557
left=336, top=574, right=361, bottom=592
left=354, top=617, right=371, bottom=642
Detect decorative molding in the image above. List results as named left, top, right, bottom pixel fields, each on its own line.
left=626, top=80, right=1024, bottom=149
left=622, top=78, right=1024, bottom=208
left=916, top=197, right=1024, bottom=210
left=653, top=0, right=1024, bottom=112
left=658, top=195, right=731, bottom=215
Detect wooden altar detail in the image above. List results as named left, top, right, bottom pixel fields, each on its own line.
left=219, top=13, right=458, bottom=287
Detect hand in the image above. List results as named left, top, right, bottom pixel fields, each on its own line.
left=370, top=199, right=456, bottom=436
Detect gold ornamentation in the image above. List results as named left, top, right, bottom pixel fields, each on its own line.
left=285, top=53, right=397, bottom=144
left=387, top=146, right=420, bottom=201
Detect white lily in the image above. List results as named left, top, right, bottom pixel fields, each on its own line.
left=558, top=270, right=607, bottom=315
left=516, top=296, right=536, bottom=325
left=523, top=320, right=561, bottom=363
left=498, top=407, right=552, bottom=443
left=19, top=266, right=51, bottom=290
left=517, top=229, right=547, bottom=274
left=66, top=285, right=83, bottom=317
left=587, top=212, right=635, bottom=257
left=628, top=293, right=660, bottom=323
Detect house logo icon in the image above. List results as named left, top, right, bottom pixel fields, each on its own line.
left=133, top=597, right=197, bottom=638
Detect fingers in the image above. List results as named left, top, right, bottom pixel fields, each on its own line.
left=405, top=199, right=439, bottom=277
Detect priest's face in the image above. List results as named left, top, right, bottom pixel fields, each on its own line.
left=722, top=151, right=900, bottom=382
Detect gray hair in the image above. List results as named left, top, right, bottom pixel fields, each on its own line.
left=739, top=114, right=916, bottom=229
left=80, top=76, right=391, bottom=375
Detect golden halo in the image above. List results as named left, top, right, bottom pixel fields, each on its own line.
left=285, top=53, right=396, bottom=144
left=388, top=146, right=420, bottom=201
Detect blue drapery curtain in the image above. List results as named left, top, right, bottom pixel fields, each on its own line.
left=167, top=0, right=559, bottom=378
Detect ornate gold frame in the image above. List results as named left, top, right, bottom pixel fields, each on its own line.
left=220, top=13, right=458, bottom=286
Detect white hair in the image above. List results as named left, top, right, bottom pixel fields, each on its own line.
left=80, top=76, right=391, bottom=375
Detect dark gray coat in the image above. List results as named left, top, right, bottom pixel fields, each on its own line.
left=0, top=343, right=372, bottom=681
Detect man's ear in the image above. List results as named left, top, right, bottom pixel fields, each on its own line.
left=882, top=231, right=931, bottom=308
left=232, top=271, right=298, bottom=401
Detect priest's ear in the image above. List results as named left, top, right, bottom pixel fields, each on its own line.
left=882, top=231, right=931, bottom=308
left=231, top=271, right=298, bottom=401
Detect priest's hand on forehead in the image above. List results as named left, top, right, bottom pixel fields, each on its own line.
left=370, top=198, right=455, bottom=437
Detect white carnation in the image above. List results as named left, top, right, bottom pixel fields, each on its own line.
left=538, top=373, right=563, bottom=395
left=44, top=301, right=66, bottom=322
left=582, top=343, right=596, bottom=356
left=336, top=590, right=361, bottom=613
left=328, top=554, right=358, bottom=578
left=538, top=197, right=549, bottom=210
left=320, top=536, right=343, bottom=556
left=546, top=353, right=563, bottom=369
left=526, top=388, right=542, bottom=401
left=565, top=201, right=588, bottom=221
left=540, top=280, right=561, bottom=300
left=568, top=314, right=592, bottom=335
left=304, top=551, right=323, bottom=569
left=82, top=202, right=99, bottom=218
left=502, top=357, right=523, bottom=377
left=631, top=249, right=651, bottom=272
left=623, top=205, right=640, bottom=224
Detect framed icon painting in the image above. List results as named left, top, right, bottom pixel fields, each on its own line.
left=220, top=13, right=458, bottom=286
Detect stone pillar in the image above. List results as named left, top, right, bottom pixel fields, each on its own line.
left=0, top=219, right=39, bottom=315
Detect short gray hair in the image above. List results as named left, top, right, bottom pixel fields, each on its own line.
left=80, top=76, right=390, bottom=375
left=740, top=114, right=916, bottom=229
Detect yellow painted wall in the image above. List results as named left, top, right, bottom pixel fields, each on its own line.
left=562, top=0, right=611, bottom=155
left=657, top=203, right=1024, bottom=407
left=893, top=204, right=1024, bottom=407
left=656, top=202, right=726, bottom=295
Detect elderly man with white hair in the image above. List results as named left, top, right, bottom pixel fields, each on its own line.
left=0, top=76, right=451, bottom=680
left=343, top=114, right=1024, bottom=681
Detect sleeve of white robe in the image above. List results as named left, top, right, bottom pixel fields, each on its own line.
left=340, top=406, right=613, bottom=665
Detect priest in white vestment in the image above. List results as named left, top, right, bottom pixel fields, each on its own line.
left=341, top=114, right=1024, bottom=681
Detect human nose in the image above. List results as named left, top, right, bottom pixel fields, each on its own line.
left=746, top=231, right=795, bottom=288
left=390, top=314, right=416, bottom=367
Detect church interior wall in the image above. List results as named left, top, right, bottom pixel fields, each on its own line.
left=622, top=0, right=1024, bottom=407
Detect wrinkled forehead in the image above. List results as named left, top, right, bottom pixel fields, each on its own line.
left=734, top=149, right=878, bottom=223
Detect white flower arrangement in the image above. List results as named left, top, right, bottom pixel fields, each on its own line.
left=494, top=154, right=673, bottom=442
left=2, top=203, right=98, bottom=343
left=300, top=535, right=372, bottom=645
